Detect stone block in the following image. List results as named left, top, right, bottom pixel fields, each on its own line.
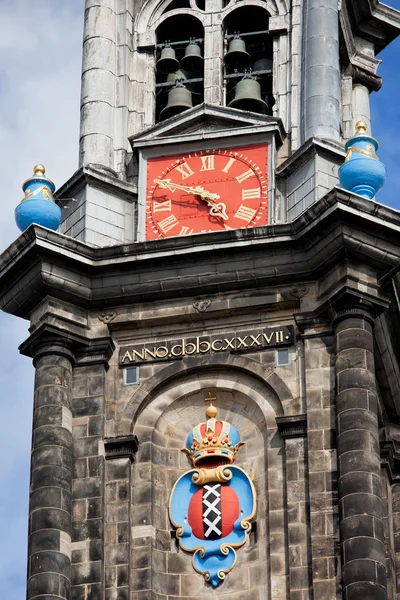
left=71, top=561, right=102, bottom=585
left=73, top=478, right=102, bottom=499
left=31, top=508, right=70, bottom=535
left=29, top=550, right=70, bottom=577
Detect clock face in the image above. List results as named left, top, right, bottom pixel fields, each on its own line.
left=145, top=144, right=268, bottom=239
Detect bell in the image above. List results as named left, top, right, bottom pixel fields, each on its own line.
left=160, top=82, right=193, bottom=121
left=228, top=76, right=268, bottom=115
left=180, top=41, right=203, bottom=73
left=157, top=43, right=179, bottom=74
left=166, top=69, right=190, bottom=83
left=224, top=34, right=251, bottom=71
left=252, top=57, right=273, bottom=73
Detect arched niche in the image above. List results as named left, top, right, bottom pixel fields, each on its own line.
left=127, top=363, right=290, bottom=598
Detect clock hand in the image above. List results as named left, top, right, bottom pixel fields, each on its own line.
left=208, top=201, right=228, bottom=221
left=154, top=178, right=228, bottom=220
left=154, top=179, right=220, bottom=201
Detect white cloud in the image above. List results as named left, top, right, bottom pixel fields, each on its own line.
left=0, top=1, right=83, bottom=595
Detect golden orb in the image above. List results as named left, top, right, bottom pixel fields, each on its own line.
left=33, top=164, right=46, bottom=176
left=355, top=121, right=367, bottom=133
left=206, top=403, right=218, bottom=419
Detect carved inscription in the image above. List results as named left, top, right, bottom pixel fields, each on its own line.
left=120, top=325, right=294, bottom=365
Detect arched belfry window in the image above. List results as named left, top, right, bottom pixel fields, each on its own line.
left=155, top=15, right=204, bottom=121
left=223, top=7, right=273, bottom=115
left=138, top=0, right=282, bottom=125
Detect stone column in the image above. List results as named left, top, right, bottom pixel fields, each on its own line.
left=27, top=342, right=74, bottom=600
left=80, top=0, right=116, bottom=169
left=303, top=0, right=340, bottom=142
left=334, top=307, right=387, bottom=600
left=352, top=83, right=371, bottom=134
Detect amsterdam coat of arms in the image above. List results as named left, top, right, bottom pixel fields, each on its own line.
left=169, top=393, right=256, bottom=587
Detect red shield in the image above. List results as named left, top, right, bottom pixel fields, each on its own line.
left=188, top=483, right=239, bottom=540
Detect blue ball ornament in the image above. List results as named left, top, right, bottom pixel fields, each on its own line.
left=15, top=164, right=62, bottom=232
left=339, top=122, right=386, bottom=199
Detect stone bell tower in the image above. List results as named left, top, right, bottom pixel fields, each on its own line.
left=3, top=1, right=400, bottom=600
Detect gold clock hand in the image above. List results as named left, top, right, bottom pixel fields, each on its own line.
left=154, top=178, right=220, bottom=201
left=208, top=201, right=228, bottom=221
left=153, top=178, right=228, bottom=220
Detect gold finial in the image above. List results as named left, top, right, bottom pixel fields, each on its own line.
left=33, top=164, right=46, bottom=176
left=205, top=391, right=218, bottom=419
left=355, top=121, right=367, bottom=134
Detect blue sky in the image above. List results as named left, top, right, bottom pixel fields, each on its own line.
left=0, top=1, right=400, bottom=597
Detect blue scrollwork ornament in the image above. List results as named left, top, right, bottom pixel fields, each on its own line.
left=169, top=393, right=256, bottom=587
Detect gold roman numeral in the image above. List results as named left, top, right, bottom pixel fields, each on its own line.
left=175, top=162, right=195, bottom=180
left=178, top=226, right=194, bottom=236
left=222, top=157, right=236, bottom=173
left=158, top=214, right=179, bottom=233
left=153, top=199, right=172, bottom=212
left=234, top=205, right=258, bottom=223
left=242, top=188, right=261, bottom=200
left=200, top=155, right=215, bottom=171
left=236, top=169, right=256, bottom=184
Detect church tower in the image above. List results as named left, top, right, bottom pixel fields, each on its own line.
left=3, top=1, right=400, bottom=599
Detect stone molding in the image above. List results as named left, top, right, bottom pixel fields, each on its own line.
left=104, top=435, right=139, bottom=462
left=1, top=189, right=399, bottom=319
left=276, top=414, right=307, bottom=439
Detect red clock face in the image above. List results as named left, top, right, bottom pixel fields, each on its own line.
left=146, top=144, right=268, bottom=239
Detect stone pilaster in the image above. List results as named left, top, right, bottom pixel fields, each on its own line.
left=277, top=416, right=312, bottom=599
left=70, top=363, right=107, bottom=599
left=104, top=436, right=138, bottom=600
left=28, top=342, right=74, bottom=600
left=392, top=483, right=400, bottom=599
left=334, top=306, right=387, bottom=600
left=303, top=329, right=338, bottom=600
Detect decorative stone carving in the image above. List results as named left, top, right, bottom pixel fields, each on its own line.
left=98, top=311, right=117, bottom=324
left=290, top=287, right=309, bottom=299
left=193, top=299, right=211, bottom=312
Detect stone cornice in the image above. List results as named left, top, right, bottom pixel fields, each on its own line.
left=344, top=0, right=400, bottom=54
left=129, top=103, right=286, bottom=150
left=1, top=189, right=400, bottom=319
left=55, top=165, right=138, bottom=205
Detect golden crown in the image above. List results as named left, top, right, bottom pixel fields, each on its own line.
left=184, top=392, right=244, bottom=467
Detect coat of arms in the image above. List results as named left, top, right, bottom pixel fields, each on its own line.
left=169, top=392, right=256, bottom=587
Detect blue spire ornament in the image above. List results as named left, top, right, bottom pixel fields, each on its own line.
left=339, top=121, right=386, bottom=199
left=15, top=164, right=62, bottom=232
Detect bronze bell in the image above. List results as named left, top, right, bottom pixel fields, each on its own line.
left=252, top=57, right=273, bottom=73
left=160, top=81, right=193, bottom=121
left=224, top=34, right=250, bottom=71
left=157, top=43, right=180, bottom=74
left=228, top=76, right=268, bottom=115
left=166, top=69, right=190, bottom=83
left=180, top=40, right=203, bottom=73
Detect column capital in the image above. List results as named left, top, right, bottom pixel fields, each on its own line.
left=326, top=289, right=389, bottom=328
left=20, top=323, right=115, bottom=368
left=105, top=435, right=139, bottom=462
left=331, top=303, right=375, bottom=328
